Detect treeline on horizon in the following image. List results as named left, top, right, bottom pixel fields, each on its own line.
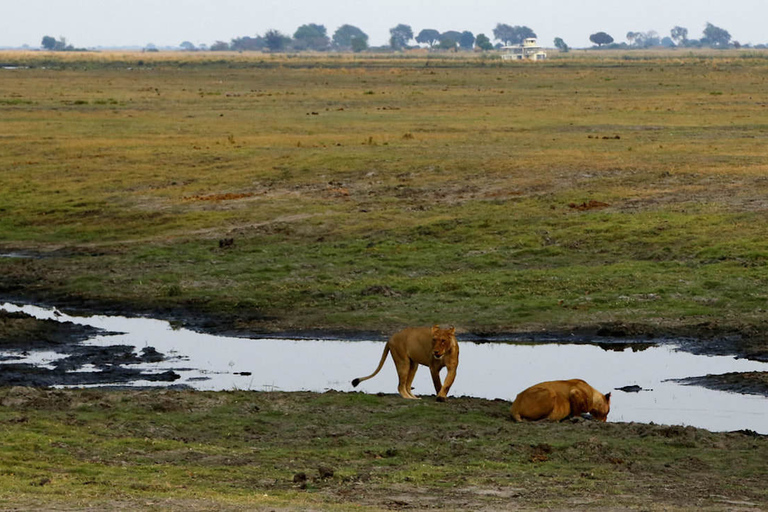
left=38, top=21, right=764, bottom=54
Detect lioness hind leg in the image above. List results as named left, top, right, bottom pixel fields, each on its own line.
left=394, top=358, right=418, bottom=399
left=404, top=360, right=420, bottom=399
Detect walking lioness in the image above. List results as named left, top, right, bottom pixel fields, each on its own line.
left=510, top=379, right=611, bottom=422
left=352, top=326, right=459, bottom=401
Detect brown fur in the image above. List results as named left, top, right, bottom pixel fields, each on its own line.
left=510, top=379, right=611, bottom=422
left=352, top=326, right=459, bottom=401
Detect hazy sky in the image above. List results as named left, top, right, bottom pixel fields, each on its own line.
left=2, top=0, right=765, bottom=49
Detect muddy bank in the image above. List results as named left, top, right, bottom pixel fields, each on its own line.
left=0, top=310, right=181, bottom=387
left=0, top=309, right=102, bottom=350
left=673, top=371, right=768, bottom=396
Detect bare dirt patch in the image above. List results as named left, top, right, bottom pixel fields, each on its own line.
left=568, top=199, right=611, bottom=211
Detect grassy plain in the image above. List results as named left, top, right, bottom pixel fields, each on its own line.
left=1, top=50, right=768, bottom=336
left=1, top=387, right=766, bottom=511
left=2, top=50, right=768, bottom=511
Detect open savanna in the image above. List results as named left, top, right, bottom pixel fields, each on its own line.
left=2, top=50, right=768, bottom=336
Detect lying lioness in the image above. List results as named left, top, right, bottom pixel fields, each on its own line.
left=510, top=379, right=611, bottom=422
left=352, top=325, right=459, bottom=401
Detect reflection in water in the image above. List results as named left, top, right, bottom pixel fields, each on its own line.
left=2, top=302, right=768, bottom=434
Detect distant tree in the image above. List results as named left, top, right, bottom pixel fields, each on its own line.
left=475, top=33, right=493, bottom=51
left=589, top=32, right=614, bottom=47
left=493, top=23, right=536, bottom=45
left=416, top=28, right=441, bottom=47
left=553, top=37, right=569, bottom=52
left=516, top=26, right=537, bottom=43
left=210, top=41, right=230, bottom=51
left=332, top=25, right=368, bottom=50
left=41, top=35, right=56, bottom=50
left=493, top=24, right=514, bottom=44
left=350, top=36, right=368, bottom=53
left=54, top=36, right=70, bottom=51
left=459, top=31, right=475, bottom=50
left=264, top=29, right=291, bottom=52
left=661, top=37, right=675, bottom=47
left=670, top=26, right=688, bottom=45
left=42, top=35, right=73, bottom=51
left=626, top=31, right=639, bottom=47
left=293, top=23, right=330, bottom=51
left=389, top=24, right=413, bottom=50
left=180, top=41, right=196, bottom=51
left=634, top=31, right=660, bottom=48
left=493, top=24, right=536, bottom=45
left=230, top=36, right=265, bottom=51
left=702, top=22, right=731, bottom=48
left=439, top=30, right=462, bottom=50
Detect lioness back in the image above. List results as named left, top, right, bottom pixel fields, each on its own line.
left=389, top=327, right=435, bottom=365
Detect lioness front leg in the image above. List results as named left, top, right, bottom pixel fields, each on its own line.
left=430, top=365, right=454, bottom=402
left=430, top=367, right=443, bottom=398
left=435, top=365, right=457, bottom=402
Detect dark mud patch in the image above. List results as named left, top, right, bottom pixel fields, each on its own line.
left=671, top=372, right=768, bottom=397
left=0, top=362, right=180, bottom=387
left=0, top=310, right=179, bottom=387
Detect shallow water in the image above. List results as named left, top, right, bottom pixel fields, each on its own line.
left=2, top=302, right=768, bottom=434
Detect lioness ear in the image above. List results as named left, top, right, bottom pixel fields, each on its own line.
left=432, top=325, right=439, bottom=335
left=449, top=326, right=455, bottom=334
left=605, top=392, right=611, bottom=401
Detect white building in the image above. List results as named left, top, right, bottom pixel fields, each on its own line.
left=501, top=38, right=547, bottom=61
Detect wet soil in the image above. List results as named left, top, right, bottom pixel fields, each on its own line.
left=672, top=372, right=768, bottom=396
left=0, top=310, right=181, bottom=387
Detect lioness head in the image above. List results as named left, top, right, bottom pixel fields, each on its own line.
left=431, top=325, right=456, bottom=359
left=591, top=392, right=611, bottom=422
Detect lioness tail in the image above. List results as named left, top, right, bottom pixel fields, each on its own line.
left=351, top=345, right=390, bottom=387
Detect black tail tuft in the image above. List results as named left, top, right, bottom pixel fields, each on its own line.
left=351, top=378, right=360, bottom=387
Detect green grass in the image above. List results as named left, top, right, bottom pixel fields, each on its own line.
left=0, top=388, right=765, bottom=510
left=1, top=51, right=768, bottom=335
